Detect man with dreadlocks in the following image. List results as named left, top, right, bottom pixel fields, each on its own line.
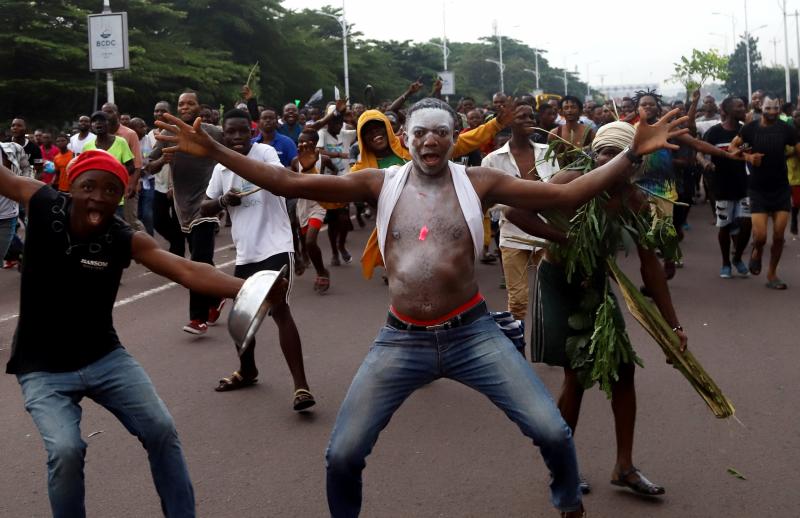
left=507, top=121, right=687, bottom=497
left=631, top=89, right=742, bottom=277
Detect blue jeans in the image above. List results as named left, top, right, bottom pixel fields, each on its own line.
left=325, top=314, right=581, bottom=516
left=0, top=216, right=16, bottom=258
left=138, top=187, right=155, bottom=236
left=17, top=348, right=195, bottom=518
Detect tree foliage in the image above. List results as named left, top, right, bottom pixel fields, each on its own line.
left=672, top=49, right=729, bottom=95
left=1, top=0, right=589, bottom=128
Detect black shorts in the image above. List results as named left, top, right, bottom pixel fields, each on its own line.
left=233, top=252, right=293, bottom=304
left=748, top=188, right=791, bottom=214
left=324, top=207, right=354, bottom=230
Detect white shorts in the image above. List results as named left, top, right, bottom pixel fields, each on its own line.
left=297, top=198, right=326, bottom=229
left=715, top=198, right=751, bottom=228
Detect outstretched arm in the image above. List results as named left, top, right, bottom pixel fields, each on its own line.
left=477, top=108, right=689, bottom=211
left=155, top=114, right=382, bottom=203
left=131, top=232, right=243, bottom=299
left=0, top=161, right=44, bottom=210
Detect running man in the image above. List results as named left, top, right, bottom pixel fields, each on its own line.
left=200, top=109, right=314, bottom=410
left=1, top=150, right=245, bottom=518
left=732, top=94, right=800, bottom=289
left=156, top=99, right=688, bottom=518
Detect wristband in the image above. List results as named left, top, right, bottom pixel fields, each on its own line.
left=623, top=146, right=643, bottom=165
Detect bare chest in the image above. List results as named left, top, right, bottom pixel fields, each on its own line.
left=386, top=183, right=470, bottom=252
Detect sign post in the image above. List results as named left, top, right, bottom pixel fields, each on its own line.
left=88, top=8, right=129, bottom=104
left=439, top=71, right=455, bottom=96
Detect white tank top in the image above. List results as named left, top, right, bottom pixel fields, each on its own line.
left=376, top=161, right=484, bottom=263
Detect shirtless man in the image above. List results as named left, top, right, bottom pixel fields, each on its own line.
left=156, top=98, right=688, bottom=518
left=549, top=96, right=596, bottom=165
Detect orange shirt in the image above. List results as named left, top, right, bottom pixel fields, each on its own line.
left=53, top=150, right=74, bottom=192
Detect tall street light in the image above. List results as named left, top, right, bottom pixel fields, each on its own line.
left=485, top=58, right=505, bottom=93
left=563, top=52, right=578, bottom=95
left=781, top=0, right=791, bottom=102
left=712, top=11, right=737, bottom=53
left=488, top=20, right=504, bottom=93
left=523, top=68, right=538, bottom=92
left=585, top=60, right=599, bottom=99
left=317, top=2, right=350, bottom=100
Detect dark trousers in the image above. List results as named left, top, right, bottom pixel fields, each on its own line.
left=187, top=221, right=220, bottom=321
left=153, top=191, right=186, bottom=257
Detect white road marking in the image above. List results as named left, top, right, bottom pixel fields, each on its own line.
left=0, top=213, right=363, bottom=326
left=0, top=258, right=238, bottom=325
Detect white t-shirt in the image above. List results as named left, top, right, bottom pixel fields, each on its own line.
left=68, top=132, right=95, bottom=155
left=317, top=127, right=356, bottom=175
left=206, top=143, right=293, bottom=265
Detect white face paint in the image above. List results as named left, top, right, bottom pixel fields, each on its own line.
left=404, top=108, right=456, bottom=175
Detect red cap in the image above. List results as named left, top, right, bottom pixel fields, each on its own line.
left=67, top=149, right=129, bottom=188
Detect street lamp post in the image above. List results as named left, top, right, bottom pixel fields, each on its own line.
left=585, top=60, right=599, bottom=99
left=317, top=2, right=350, bottom=100
left=523, top=68, right=538, bottom=92
left=491, top=20, right=504, bottom=93
left=103, top=0, right=114, bottom=104
left=485, top=59, right=505, bottom=93
left=563, top=52, right=577, bottom=95
left=781, top=0, right=791, bottom=102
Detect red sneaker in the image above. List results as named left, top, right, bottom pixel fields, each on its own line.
left=206, top=300, right=226, bottom=327
left=182, top=320, right=208, bottom=335
left=2, top=260, right=19, bottom=270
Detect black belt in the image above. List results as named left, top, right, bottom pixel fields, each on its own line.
left=387, top=301, right=488, bottom=331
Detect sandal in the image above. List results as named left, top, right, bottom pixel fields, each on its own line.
left=611, top=466, right=665, bottom=496
left=293, top=388, right=316, bottom=412
left=766, top=278, right=788, bottom=290
left=314, top=275, right=330, bottom=294
left=214, top=371, right=258, bottom=392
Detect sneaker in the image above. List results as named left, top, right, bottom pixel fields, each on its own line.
left=206, top=300, right=226, bottom=327
left=732, top=261, right=749, bottom=277
left=2, top=260, right=19, bottom=269
left=183, top=320, right=208, bottom=335
left=719, top=265, right=733, bottom=279
left=340, top=249, right=352, bottom=264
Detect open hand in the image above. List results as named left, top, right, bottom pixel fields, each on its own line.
left=631, top=107, right=689, bottom=156
left=432, top=77, right=443, bottom=93
left=495, top=97, right=518, bottom=128
left=155, top=113, right=217, bottom=158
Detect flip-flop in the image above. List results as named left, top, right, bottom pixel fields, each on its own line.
left=293, top=389, right=316, bottom=412
left=611, top=467, right=665, bottom=496
left=766, top=278, right=788, bottom=290
left=214, top=371, right=258, bottom=392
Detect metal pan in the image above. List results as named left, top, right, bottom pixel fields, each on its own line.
left=227, top=265, right=288, bottom=356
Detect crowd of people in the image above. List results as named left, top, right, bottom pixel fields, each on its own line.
left=0, top=76, right=795, bottom=517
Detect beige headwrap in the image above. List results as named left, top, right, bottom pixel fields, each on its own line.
left=591, top=121, right=635, bottom=153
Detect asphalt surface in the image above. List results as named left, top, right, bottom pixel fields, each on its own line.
left=0, top=205, right=798, bottom=518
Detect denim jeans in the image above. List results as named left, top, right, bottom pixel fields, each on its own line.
left=187, top=221, right=220, bottom=321
left=138, top=187, right=155, bottom=236
left=0, top=216, right=16, bottom=258
left=17, top=348, right=195, bottom=518
left=325, top=314, right=581, bottom=516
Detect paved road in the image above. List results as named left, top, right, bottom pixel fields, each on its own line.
left=0, top=207, right=798, bottom=517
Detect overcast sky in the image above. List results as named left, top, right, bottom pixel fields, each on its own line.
left=283, top=0, right=798, bottom=95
